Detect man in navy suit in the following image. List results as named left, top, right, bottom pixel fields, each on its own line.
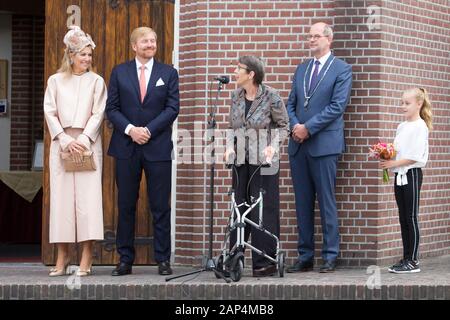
left=286, top=22, right=352, bottom=273
left=106, top=27, right=179, bottom=276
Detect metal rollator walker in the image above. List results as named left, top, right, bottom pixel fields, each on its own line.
left=213, top=160, right=285, bottom=282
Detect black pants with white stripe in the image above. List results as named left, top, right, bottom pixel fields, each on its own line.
left=394, top=168, right=423, bottom=262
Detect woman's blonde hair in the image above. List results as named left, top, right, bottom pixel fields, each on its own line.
left=57, top=46, right=94, bottom=75
left=406, top=87, right=433, bottom=130
left=57, top=48, right=74, bottom=74
left=58, top=26, right=96, bottom=75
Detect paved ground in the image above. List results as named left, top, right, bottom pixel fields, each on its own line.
left=1, top=255, right=450, bottom=299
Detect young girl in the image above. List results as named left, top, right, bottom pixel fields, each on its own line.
left=381, top=88, right=432, bottom=274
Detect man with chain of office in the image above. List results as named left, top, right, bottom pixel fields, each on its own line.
left=286, top=22, right=353, bottom=273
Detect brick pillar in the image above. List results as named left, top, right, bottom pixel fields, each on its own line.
left=378, top=0, right=450, bottom=262
left=176, top=0, right=450, bottom=267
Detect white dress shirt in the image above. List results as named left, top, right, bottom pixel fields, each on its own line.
left=309, top=50, right=332, bottom=88
left=125, top=58, right=154, bottom=135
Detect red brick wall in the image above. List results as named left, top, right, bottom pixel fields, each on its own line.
left=10, top=15, right=45, bottom=171
left=377, top=0, right=450, bottom=263
left=176, top=0, right=450, bottom=267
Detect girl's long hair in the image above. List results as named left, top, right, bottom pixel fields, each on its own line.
left=416, top=88, right=433, bottom=130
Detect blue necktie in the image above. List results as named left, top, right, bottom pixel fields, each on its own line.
left=309, top=60, right=321, bottom=95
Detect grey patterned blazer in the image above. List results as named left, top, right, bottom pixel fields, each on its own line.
left=226, top=84, right=289, bottom=165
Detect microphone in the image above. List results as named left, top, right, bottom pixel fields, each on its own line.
left=214, top=76, right=230, bottom=84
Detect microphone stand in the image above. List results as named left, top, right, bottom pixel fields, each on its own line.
left=166, top=79, right=230, bottom=283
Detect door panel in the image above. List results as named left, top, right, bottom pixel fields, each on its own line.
left=42, top=0, right=174, bottom=265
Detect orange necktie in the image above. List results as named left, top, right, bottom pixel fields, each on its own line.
left=139, top=65, right=147, bottom=103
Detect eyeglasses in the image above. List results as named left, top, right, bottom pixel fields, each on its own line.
left=236, top=65, right=250, bottom=72
left=306, top=34, right=328, bottom=41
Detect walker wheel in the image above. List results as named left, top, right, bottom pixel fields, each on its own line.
left=277, top=251, right=285, bottom=278
left=214, top=255, right=226, bottom=279
left=230, top=256, right=244, bottom=282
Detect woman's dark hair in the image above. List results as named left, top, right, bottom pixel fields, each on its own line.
left=238, top=55, right=265, bottom=85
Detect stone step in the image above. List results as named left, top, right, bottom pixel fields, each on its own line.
left=1, top=282, right=450, bottom=300
left=1, top=255, right=450, bottom=300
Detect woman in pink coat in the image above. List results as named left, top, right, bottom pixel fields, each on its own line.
left=43, top=26, right=106, bottom=277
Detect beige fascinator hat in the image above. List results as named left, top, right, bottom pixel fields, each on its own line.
left=63, top=25, right=96, bottom=52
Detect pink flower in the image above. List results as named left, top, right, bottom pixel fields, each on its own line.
left=368, top=142, right=396, bottom=183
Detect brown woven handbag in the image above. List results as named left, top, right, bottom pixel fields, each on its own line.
left=60, top=151, right=96, bottom=172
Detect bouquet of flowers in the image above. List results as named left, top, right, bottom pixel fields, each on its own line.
left=368, top=142, right=396, bottom=183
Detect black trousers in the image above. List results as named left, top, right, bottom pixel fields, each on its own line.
left=394, top=168, right=422, bottom=262
left=115, top=147, right=172, bottom=265
left=229, top=163, right=280, bottom=269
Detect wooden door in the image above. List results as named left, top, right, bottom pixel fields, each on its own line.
left=42, top=0, right=175, bottom=265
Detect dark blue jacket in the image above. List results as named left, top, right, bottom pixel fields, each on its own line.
left=106, top=59, right=179, bottom=161
left=286, top=54, right=352, bottom=157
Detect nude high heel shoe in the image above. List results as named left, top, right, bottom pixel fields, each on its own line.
left=76, top=257, right=93, bottom=277
left=49, top=260, right=71, bottom=277
left=76, top=267, right=93, bottom=277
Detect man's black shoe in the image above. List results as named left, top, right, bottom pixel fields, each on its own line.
left=111, top=262, right=132, bottom=276
left=158, top=261, right=173, bottom=275
left=319, top=260, right=336, bottom=273
left=287, top=260, right=313, bottom=273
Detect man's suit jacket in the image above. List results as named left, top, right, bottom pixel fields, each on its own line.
left=286, top=54, right=352, bottom=157
left=106, top=59, right=180, bottom=161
